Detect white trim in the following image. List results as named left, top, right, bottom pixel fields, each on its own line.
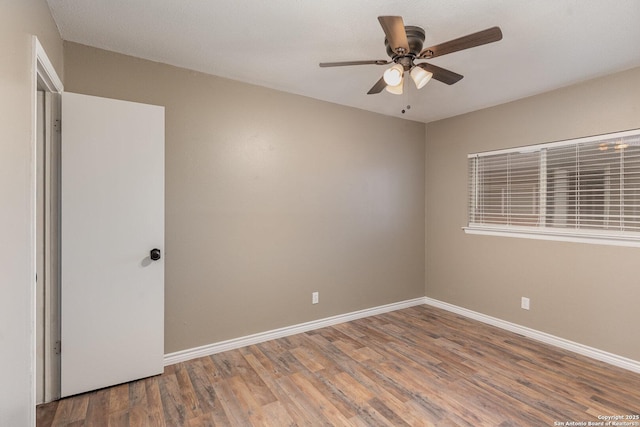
left=423, top=297, right=640, bottom=374
left=468, top=128, right=640, bottom=158
left=32, top=36, right=64, bottom=411
left=34, top=37, right=63, bottom=93
left=165, top=296, right=640, bottom=375
left=163, top=297, right=426, bottom=366
left=463, top=225, right=640, bottom=248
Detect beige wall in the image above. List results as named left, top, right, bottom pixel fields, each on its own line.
left=0, top=0, right=63, bottom=424
left=63, top=42, right=426, bottom=354
left=425, top=66, right=640, bottom=361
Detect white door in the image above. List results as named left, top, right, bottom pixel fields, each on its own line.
left=61, top=92, right=164, bottom=397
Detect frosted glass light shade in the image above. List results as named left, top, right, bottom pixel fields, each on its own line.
left=410, top=66, right=433, bottom=89
left=383, top=64, right=404, bottom=86
left=385, top=80, right=403, bottom=95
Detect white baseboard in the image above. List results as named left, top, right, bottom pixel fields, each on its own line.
left=423, top=297, right=640, bottom=374
left=163, top=297, right=426, bottom=366
left=164, top=295, right=640, bottom=375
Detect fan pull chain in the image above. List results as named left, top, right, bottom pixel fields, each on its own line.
left=401, top=79, right=411, bottom=114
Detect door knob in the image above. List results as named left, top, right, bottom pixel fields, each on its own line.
left=150, top=248, right=161, bottom=261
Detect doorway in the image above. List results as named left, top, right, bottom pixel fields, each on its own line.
left=34, top=37, right=63, bottom=404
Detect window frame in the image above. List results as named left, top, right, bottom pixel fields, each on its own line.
left=464, top=128, right=640, bottom=247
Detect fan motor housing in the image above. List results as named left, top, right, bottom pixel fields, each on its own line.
left=385, top=26, right=426, bottom=59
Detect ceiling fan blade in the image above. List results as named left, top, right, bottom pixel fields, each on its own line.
left=367, top=77, right=387, bottom=94
left=419, top=26, right=503, bottom=59
left=378, top=16, right=410, bottom=54
left=319, top=60, right=390, bottom=67
left=416, top=63, right=463, bottom=85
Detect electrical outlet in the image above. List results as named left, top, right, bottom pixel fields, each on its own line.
left=521, top=297, right=530, bottom=310
left=312, top=291, right=319, bottom=304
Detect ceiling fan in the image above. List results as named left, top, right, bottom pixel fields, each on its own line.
left=319, top=16, right=503, bottom=95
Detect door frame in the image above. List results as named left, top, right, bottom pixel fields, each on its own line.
left=33, top=36, right=63, bottom=404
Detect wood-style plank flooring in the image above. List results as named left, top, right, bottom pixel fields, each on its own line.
left=37, top=305, right=640, bottom=426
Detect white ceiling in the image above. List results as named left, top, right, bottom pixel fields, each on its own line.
left=47, top=0, right=640, bottom=123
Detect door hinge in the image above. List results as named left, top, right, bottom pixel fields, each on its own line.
left=54, top=119, right=61, bottom=133
left=54, top=340, right=61, bottom=355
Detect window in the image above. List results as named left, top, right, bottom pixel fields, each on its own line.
left=466, top=129, right=640, bottom=246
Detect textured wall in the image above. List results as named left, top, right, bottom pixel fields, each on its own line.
left=425, top=66, right=640, bottom=361
left=63, top=42, right=426, bottom=354
left=0, top=0, right=63, bottom=424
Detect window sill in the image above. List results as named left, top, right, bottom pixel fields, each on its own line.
left=463, top=225, right=640, bottom=248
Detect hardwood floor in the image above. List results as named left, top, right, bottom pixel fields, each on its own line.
left=37, top=305, right=640, bottom=426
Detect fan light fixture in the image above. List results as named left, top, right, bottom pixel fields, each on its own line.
left=383, top=64, right=404, bottom=86
left=319, top=17, right=503, bottom=96
left=382, top=63, right=435, bottom=95
left=410, top=66, right=433, bottom=89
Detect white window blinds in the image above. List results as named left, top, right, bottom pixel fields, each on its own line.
left=468, top=129, right=640, bottom=242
